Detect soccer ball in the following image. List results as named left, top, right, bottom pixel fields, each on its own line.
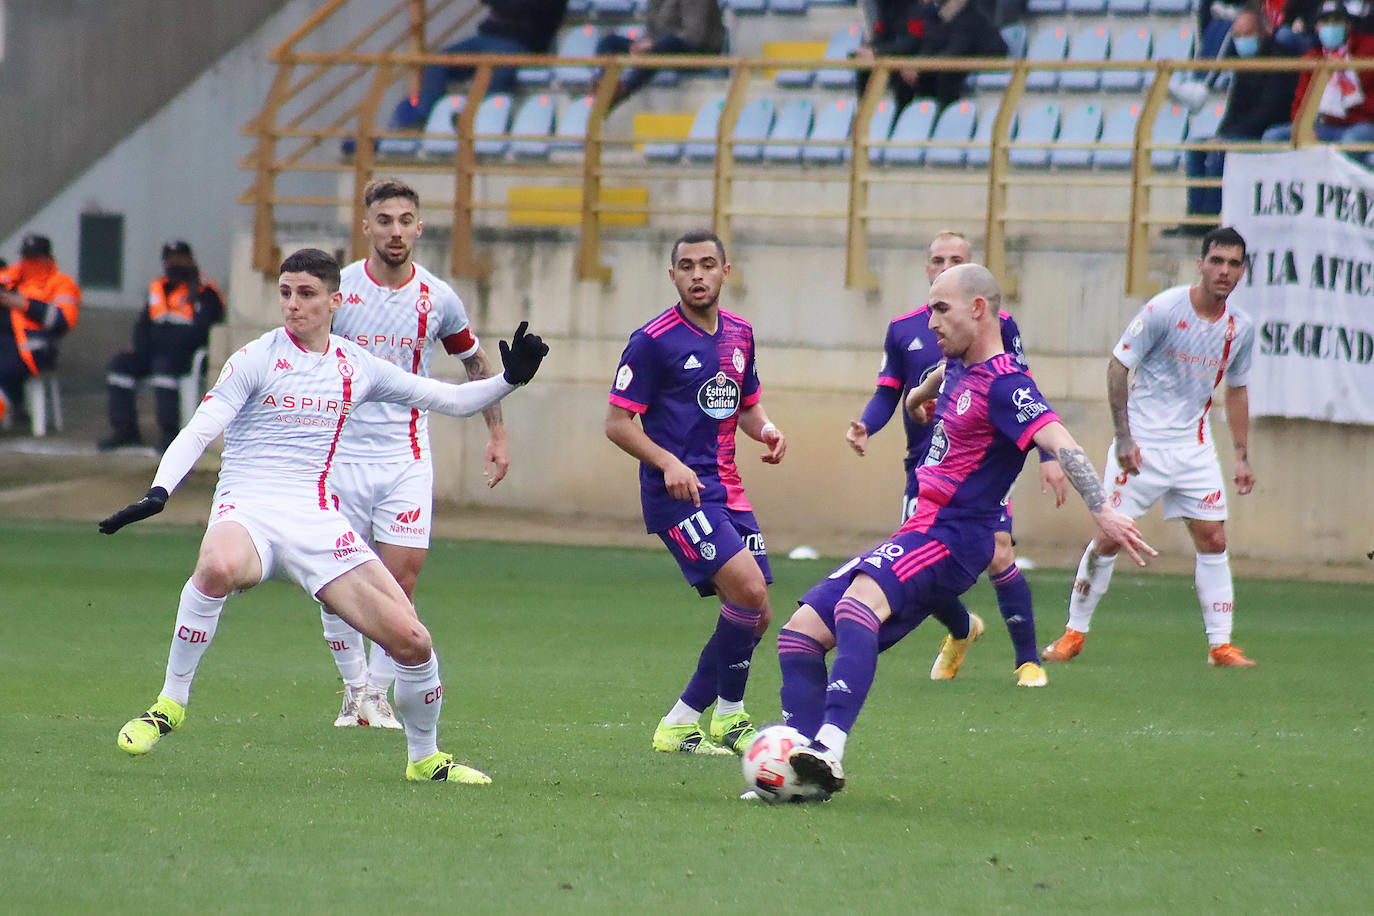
left=741, top=725, right=826, bottom=804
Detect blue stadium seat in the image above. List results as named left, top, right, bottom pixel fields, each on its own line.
left=555, top=94, right=595, bottom=151
left=685, top=97, right=727, bottom=160
left=554, top=25, right=601, bottom=89
left=728, top=0, right=769, bottom=14
left=1025, top=26, right=1069, bottom=92
left=568, top=0, right=591, bottom=12
left=1152, top=25, right=1195, bottom=63
left=883, top=97, right=939, bottom=166
left=1188, top=100, right=1226, bottom=142
left=866, top=98, right=898, bottom=163
left=414, top=94, right=466, bottom=158
left=1102, top=25, right=1152, bottom=92
left=817, top=25, right=866, bottom=89
left=1093, top=103, right=1140, bottom=169
left=473, top=93, right=514, bottom=157
left=1026, top=0, right=1065, bottom=12
left=974, top=24, right=1027, bottom=90
left=1059, top=25, right=1109, bottom=92
left=966, top=100, right=1014, bottom=168
left=770, top=0, right=809, bottom=13
left=1149, top=0, right=1194, bottom=12
left=589, top=0, right=636, bottom=15
left=732, top=98, right=777, bottom=161
left=1107, top=0, right=1149, bottom=12
left=1151, top=103, right=1190, bottom=169
left=1010, top=102, right=1059, bottom=167
left=1051, top=102, right=1103, bottom=168
left=802, top=98, right=856, bottom=163
left=509, top=93, right=557, bottom=159
left=764, top=98, right=814, bottom=162
left=925, top=98, right=978, bottom=166
left=1066, top=0, right=1107, bottom=10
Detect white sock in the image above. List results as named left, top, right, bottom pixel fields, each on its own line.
left=663, top=699, right=701, bottom=727
left=393, top=651, right=442, bottom=762
left=1067, top=545, right=1118, bottom=633
left=814, top=724, right=848, bottom=760
left=160, top=580, right=225, bottom=706
left=714, top=697, right=744, bottom=718
left=1195, top=551, right=1235, bottom=646
left=366, top=641, right=396, bottom=692
left=320, top=607, right=367, bottom=688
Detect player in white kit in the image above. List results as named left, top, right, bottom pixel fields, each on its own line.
left=101, top=249, right=549, bottom=783
left=1043, top=227, right=1259, bottom=668
left=320, top=179, right=509, bottom=731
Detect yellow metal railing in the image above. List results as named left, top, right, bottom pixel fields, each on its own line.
left=240, top=2, right=1374, bottom=296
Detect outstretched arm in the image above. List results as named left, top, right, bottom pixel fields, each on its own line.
left=605, top=404, right=704, bottom=506
left=1032, top=420, right=1157, bottom=566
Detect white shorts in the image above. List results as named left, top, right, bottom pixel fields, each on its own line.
left=208, top=485, right=379, bottom=597
left=1103, top=439, right=1228, bottom=522
left=329, top=459, right=433, bottom=549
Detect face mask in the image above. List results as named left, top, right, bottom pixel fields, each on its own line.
left=1318, top=23, right=1347, bottom=49
left=1232, top=34, right=1260, bottom=57
left=166, top=265, right=198, bottom=285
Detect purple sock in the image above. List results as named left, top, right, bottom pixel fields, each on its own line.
left=822, top=597, right=882, bottom=737
left=991, top=565, right=1038, bottom=667
left=680, top=630, right=719, bottom=712
left=777, top=628, right=828, bottom=739
left=714, top=602, right=763, bottom=703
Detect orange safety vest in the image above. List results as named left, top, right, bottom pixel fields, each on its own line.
left=1, top=258, right=81, bottom=375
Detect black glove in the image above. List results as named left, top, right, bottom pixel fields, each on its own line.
left=499, top=320, right=549, bottom=385
left=99, top=487, right=169, bottom=535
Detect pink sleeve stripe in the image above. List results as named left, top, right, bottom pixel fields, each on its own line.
left=892, top=304, right=929, bottom=322
left=742, top=390, right=761, bottom=407
left=608, top=393, right=647, bottom=413
left=1016, top=412, right=1060, bottom=450
left=877, top=375, right=902, bottom=390
left=719, top=308, right=752, bottom=329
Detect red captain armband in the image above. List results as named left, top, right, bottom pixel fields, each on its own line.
left=442, top=328, right=478, bottom=356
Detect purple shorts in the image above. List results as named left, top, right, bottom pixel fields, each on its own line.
left=657, top=504, right=772, bottom=597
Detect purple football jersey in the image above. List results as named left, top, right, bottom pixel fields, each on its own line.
left=901, top=352, right=1058, bottom=562
left=610, top=305, right=762, bottom=532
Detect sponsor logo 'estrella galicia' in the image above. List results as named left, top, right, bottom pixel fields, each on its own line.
left=698, top=371, right=741, bottom=419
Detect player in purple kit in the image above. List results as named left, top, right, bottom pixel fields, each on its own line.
left=845, top=231, right=1066, bottom=688
left=776, top=264, right=1153, bottom=799
left=606, top=229, right=787, bottom=757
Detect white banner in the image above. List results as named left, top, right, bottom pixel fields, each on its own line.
left=1221, top=146, right=1374, bottom=425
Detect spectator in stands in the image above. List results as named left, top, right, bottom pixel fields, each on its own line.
left=1261, top=0, right=1374, bottom=164
left=0, top=234, right=80, bottom=428
left=389, top=0, right=569, bottom=130
left=1169, top=9, right=1299, bottom=236
left=594, top=0, right=725, bottom=110
left=856, top=0, right=1007, bottom=112
left=100, top=241, right=225, bottom=452
left=1267, top=0, right=1321, bottom=53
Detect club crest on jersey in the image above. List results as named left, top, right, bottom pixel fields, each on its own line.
left=215, top=361, right=235, bottom=386
left=615, top=364, right=634, bottom=391
left=698, top=371, right=741, bottom=419
left=956, top=390, right=972, bottom=414
left=415, top=295, right=433, bottom=315
left=732, top=347, right=745, bottom=374
left=337, top=359, right=355, bottom=379
left=1128, top=317, right=1145, bottom=337
left=700, top=541, right=717, bottom=561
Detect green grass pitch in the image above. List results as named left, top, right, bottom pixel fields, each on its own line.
left=3, top=520, right=1370, bottom=914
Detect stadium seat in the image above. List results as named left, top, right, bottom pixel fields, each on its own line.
left=1093, top=103, right=1140, bottom=168
left=509, top=93, right=557, bottom=159
left=589, top=0, right=636, bottom=15
left=1189, top=100, right=1226, bottom=142
left=22, top=372, right=63, bottom=437
left=554, top=94, right=595, bottom=151
left=770, top=0, right=809, bottom=13
left=1025, top=26, right=1069, bottom=92
left=764, top=98, right=814, bottom=162
left=1059, top=25, right=1109, bottom=92
left=568, top=0, right=590, bottom=12
left=1026, top=0, right=1065, bottom=12
left=816, top=25, right=865, bottom=89
left=728, top=0, right=769, bottom=14
left=732, top=98, right=776, bottom=161
left=1149, top=0, right=1194, bottom=13
left=1051, top=102, right=1103, bottom=168
left=473, top=93, right=514, bottom=157
left=639, top=112, right=695, bottom=161
left=1102, top=26, right=1152, bottom=92
left=1152, top=25, right=1195, bottom=63
left=1065, top=0, right=1107, bottom=11
left=866, top=98, right=898, bottom=163
left=925, top=98, right=978, bottom=166
left=974, top=24, right=1028, bottom=91
left=883, top=97, right=939, bottom=165
left=802, top=98, right=856, bottom=163
left=770, top=40, right=828, bottom=89
left=414, top=94, right=465, bottom=158
left=1151, top=103, right=1190, bottom=169
left=966, top=100, right=1014, bottom=168
left=554, top=25, right=601, bottom=89
left=685, top=97, right=727, bottom=161
left=1010, top=102, right=1059, bottom=168
left=1107, top=0, right=1149, bottom=12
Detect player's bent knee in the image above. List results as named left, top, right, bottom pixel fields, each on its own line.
left=385, top=622, right=433, bottom=666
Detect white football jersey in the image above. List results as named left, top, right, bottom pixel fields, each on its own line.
left=1111, top=285, right=1255, bottom=446
left=331, top=260, right=480, bottom=462
left=152, top=328, right=511, bottom=506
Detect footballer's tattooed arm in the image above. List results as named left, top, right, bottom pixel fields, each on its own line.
left=1107, top=358, right=1143, bottom=474
left=462, top=347, right=509, bottom=487
left=1057, top=446, right=1106, bottom=514
left=461, top=348, right=505, bottom=429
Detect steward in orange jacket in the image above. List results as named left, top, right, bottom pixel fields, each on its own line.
left=100, top=240, right=224, bottom=451
left=0, top=234, right=81, bottom=423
